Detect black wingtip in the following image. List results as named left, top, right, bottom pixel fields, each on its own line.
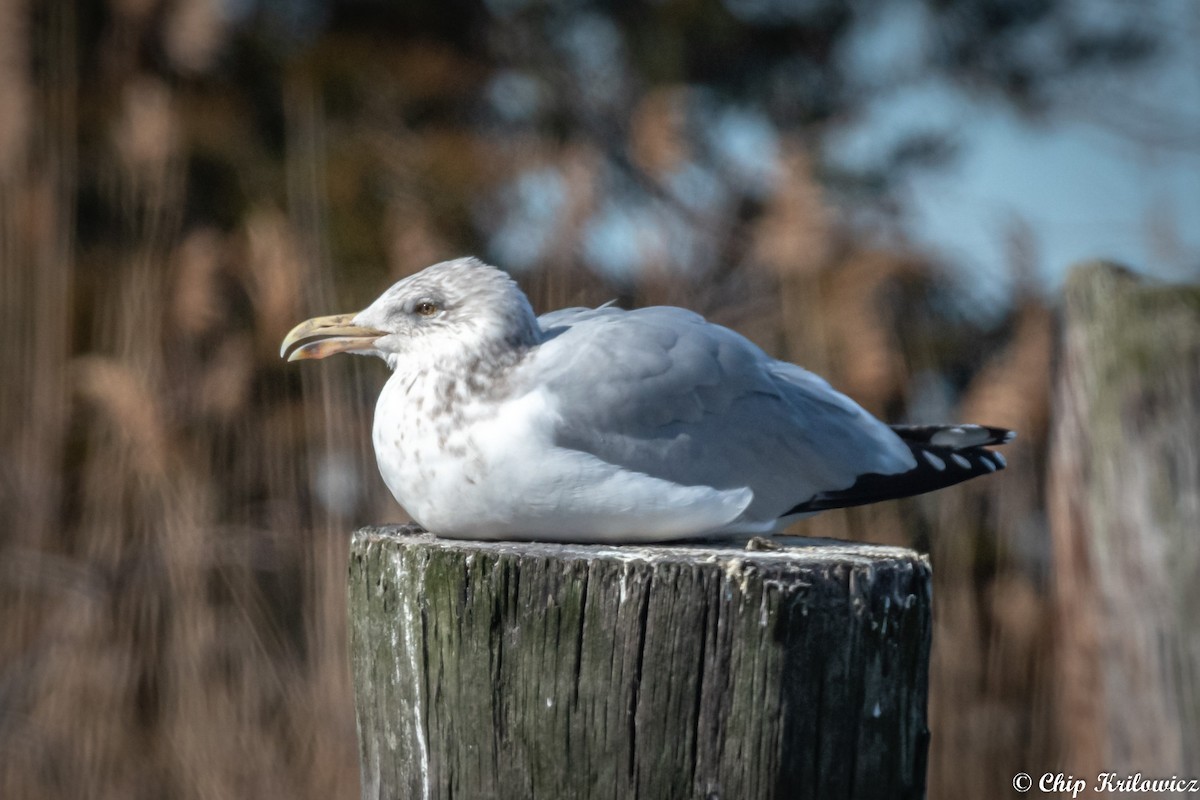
left=889, top=423, right=1015, bottom=449
left=784, top=436, right=1009, bottom=516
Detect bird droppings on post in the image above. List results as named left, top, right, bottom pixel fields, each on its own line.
left=386, top=545, right=432, bottom=800
left=877, top=595, right=892, bottom=634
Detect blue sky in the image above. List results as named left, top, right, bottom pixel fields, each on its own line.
left=875, top=82, right=1200, bottom=298
left=835, top=0, right=1200, bottom=301
left=478, top=0, right=1200, bottom=305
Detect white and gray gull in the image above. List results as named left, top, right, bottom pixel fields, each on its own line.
left=281, top=257, right=1014, bottom=543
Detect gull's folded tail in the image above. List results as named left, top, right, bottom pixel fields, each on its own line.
left=785, top=424, right=1015, bottom=515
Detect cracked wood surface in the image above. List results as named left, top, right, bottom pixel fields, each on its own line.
left=349, top=526, right=932, bottom=800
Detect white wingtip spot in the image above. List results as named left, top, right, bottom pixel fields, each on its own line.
left=981, top=457, right=997, bottom=472
left=992, top=451, right=1007, bottom=468
left=931, top=424, right=988, bottom=448
left=922, top=451, right=946, bottom=471
left=951, top=453, right=972, bottom=469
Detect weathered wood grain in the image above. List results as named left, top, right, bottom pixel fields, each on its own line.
left=349, top=526, right=932, bottom=800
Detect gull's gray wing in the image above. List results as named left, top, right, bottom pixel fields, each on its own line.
left=522, top=305, right=915, bottom=524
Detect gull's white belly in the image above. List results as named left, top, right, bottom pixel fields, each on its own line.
left=370, top=374, right=758, bottom=542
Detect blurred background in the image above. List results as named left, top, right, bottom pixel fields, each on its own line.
left=1, top=0, right=1197, bottom=797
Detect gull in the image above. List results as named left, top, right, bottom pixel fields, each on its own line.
left=281, top=257, right=1013, bottom=542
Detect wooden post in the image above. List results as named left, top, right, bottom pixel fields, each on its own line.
left=1049, top=262, right=1200, bottom=776
left=349, top=526, right=932, bottom=800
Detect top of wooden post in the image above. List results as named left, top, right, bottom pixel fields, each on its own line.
left=353, top=523, right=928, bottom=573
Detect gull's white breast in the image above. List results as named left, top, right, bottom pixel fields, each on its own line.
left=370, top=370, right=755, bottom=542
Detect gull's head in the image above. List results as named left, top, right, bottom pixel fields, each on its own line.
left=280, top=257, right=540, bottom=369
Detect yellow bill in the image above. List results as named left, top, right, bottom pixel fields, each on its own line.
left=280, top=313, right=386, bottom=361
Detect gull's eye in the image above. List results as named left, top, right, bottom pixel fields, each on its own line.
left=414, top=300, right=439, bottom=317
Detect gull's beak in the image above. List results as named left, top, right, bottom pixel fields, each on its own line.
left=280, top=313, right=387, bottom=361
